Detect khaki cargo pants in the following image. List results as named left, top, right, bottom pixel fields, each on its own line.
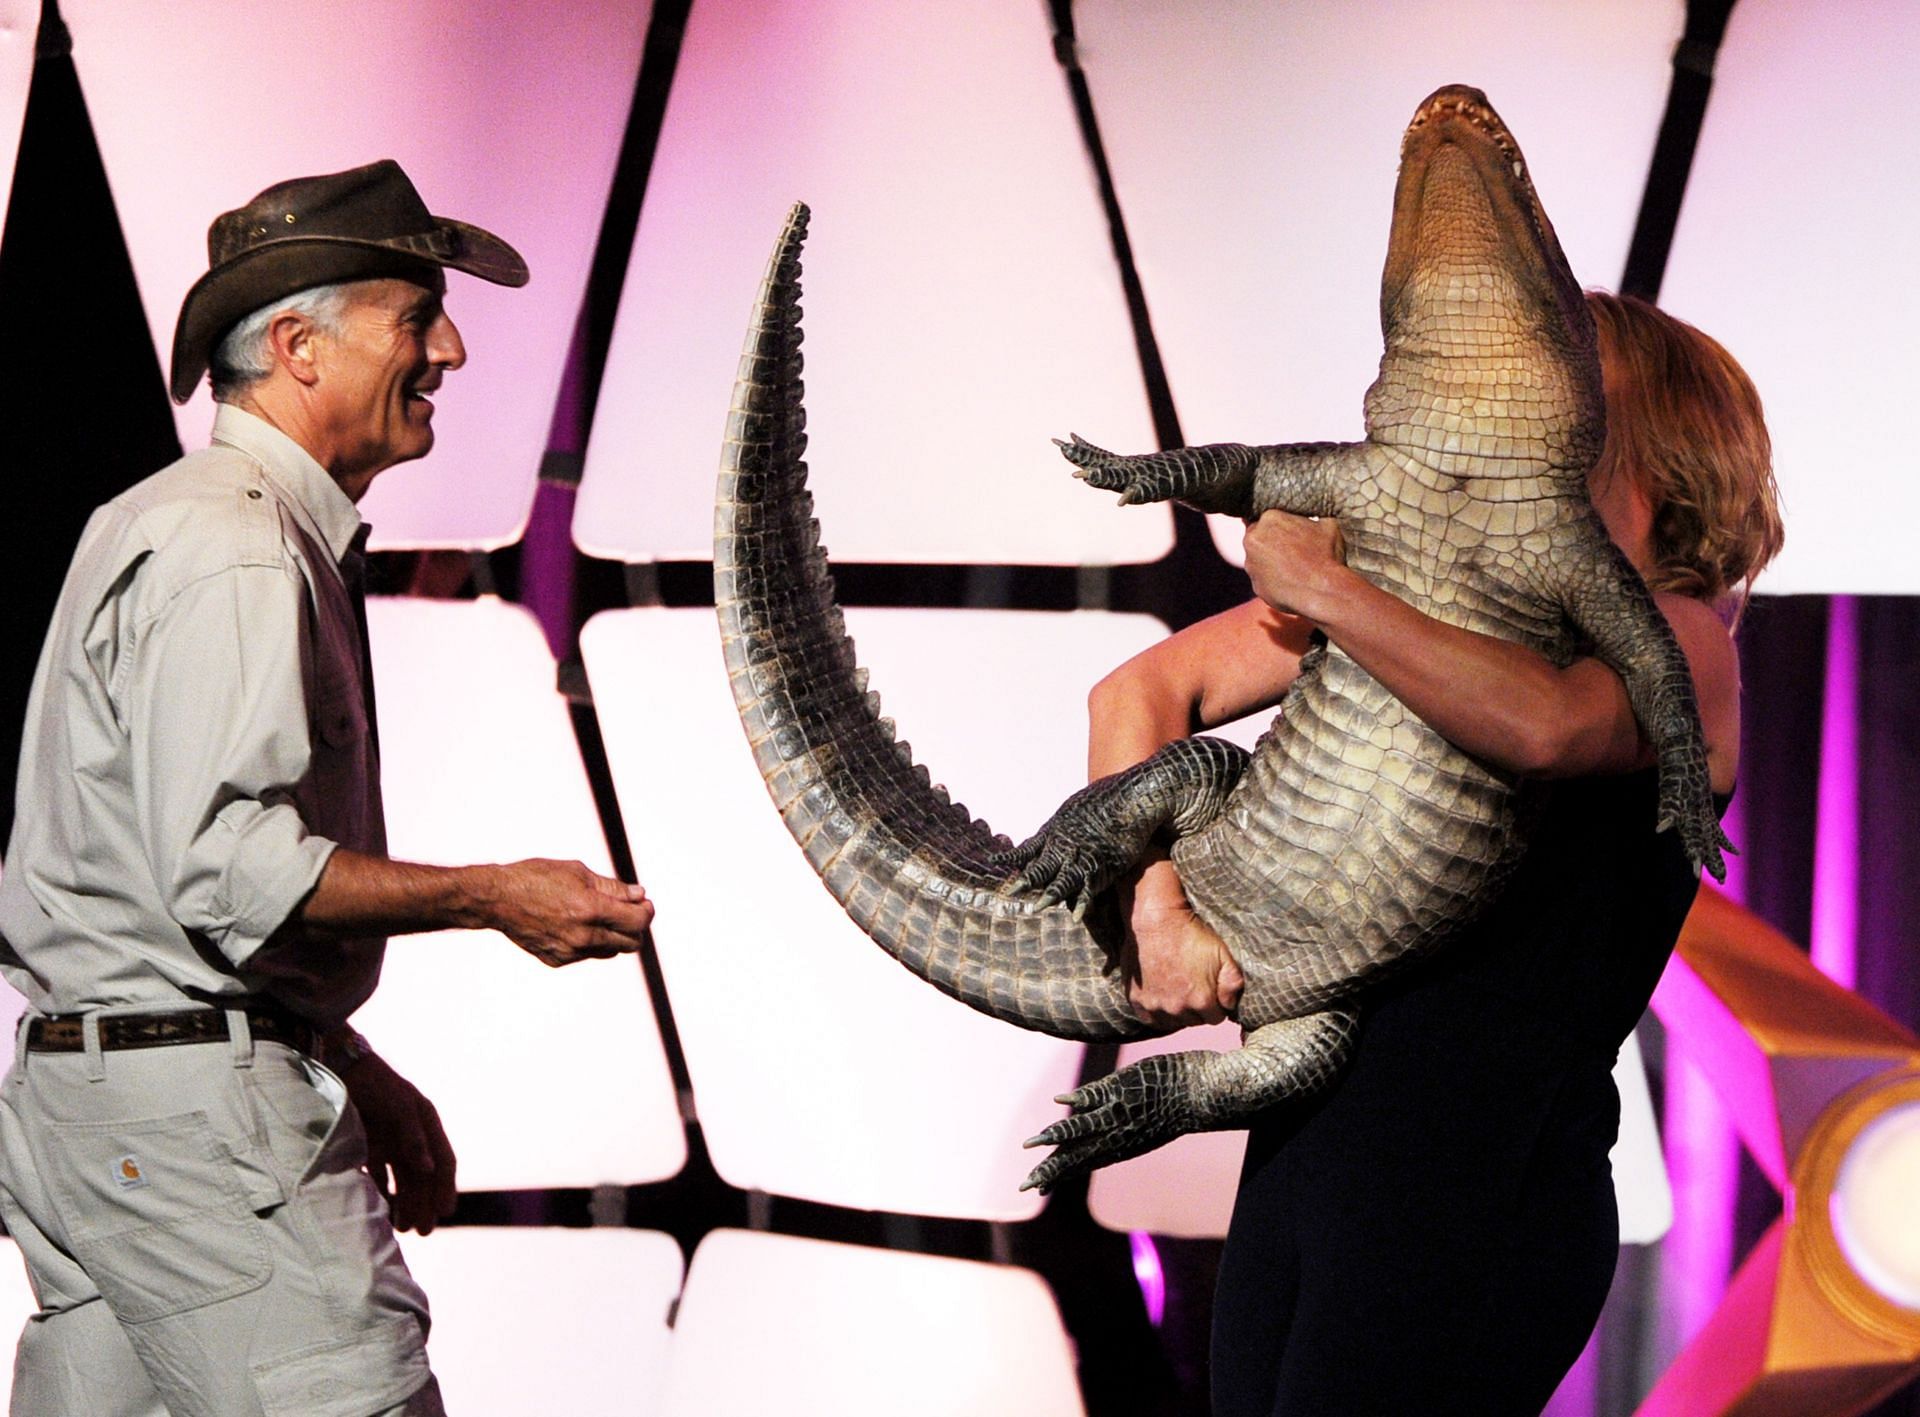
left=0, top=1010, right=442, bottom=1416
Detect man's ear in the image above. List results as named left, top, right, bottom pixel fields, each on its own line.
left=268, top=309, right=326, bottom=389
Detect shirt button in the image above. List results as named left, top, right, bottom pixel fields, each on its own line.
left=247, top=489, right=263, bottom=499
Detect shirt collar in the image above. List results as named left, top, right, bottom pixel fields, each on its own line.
left=209, top=403, right=367, bottom=564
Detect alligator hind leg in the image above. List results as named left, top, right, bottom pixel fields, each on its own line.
left=995, top=736, right=1249, bottom=919
left=1019, top=1009, right=1360, bottom=1193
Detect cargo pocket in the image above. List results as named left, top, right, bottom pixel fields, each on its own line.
left=253, top=1311, right=432, bottom=1417
left=40, top=1110, right=273, bottom=1323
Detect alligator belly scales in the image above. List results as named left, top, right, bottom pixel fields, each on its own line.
left=713, top=86, right=1729, bottom=1192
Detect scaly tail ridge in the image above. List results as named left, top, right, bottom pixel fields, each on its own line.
left=713, top=203, right=1147, bottom=1042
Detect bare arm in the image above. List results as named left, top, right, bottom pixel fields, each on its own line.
left=1092, top=514, right=1740, bottom=1023
left=1242, top=511, right=1740, bottom=791
left=1086, top=603, right=1316, bottom=1026
left=286, top=848, right=655, bottom=968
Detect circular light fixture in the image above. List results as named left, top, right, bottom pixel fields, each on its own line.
left=1832, top=1099, right=1920, bottom=1310
left=1797, top=1069, right=1920, bottom=1345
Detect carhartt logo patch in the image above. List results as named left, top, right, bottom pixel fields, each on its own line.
left=113, top=1155, right=148, bottom=1191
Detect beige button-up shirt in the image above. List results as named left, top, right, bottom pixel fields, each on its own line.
left=0, top=404, right=386, bottom=1027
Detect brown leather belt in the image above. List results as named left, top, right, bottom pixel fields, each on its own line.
left=26, top=1005, right=317, bottom=1055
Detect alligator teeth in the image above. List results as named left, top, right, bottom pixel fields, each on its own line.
left=1513, top=162, right=1524, bottom=178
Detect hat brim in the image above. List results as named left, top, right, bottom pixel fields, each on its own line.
left=169, top=218, right=528, bottom=403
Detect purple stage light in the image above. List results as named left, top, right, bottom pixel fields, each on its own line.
left=1811, top=596, right=1860, bottom=990
left=1129, top=1231, right=1167, bottom=1329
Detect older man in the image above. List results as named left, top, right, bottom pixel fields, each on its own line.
left=0, top=161, right=652, bottom=1416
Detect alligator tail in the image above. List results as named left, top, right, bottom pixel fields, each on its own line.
left=712, top=203, right=1146, bottom=1042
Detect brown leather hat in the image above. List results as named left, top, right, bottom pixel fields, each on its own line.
left=169, top=159, right=529, bottom=403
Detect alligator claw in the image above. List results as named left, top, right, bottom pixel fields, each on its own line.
left=1656, top=740, right=1732, bottom=883
left=1054, top=434, right=1183, bottom=507
left=994, top=777, right=1149, bottom=913
left=1018, top=1059, right=1194, bottom=1194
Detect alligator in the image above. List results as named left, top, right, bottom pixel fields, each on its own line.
left=712, top=84, right=1729, bottom=1193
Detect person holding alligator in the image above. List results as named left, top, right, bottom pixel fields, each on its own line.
left=720, top=89, right=1738, bottom=1206
left=1089, top=289, right=1782, bottom=1412
left=707, top=81, right=1776, bottom=1411
left=0, top=161, right=655, bottom=1416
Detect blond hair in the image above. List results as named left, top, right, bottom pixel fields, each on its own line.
left=1586, top=291, right=1784, bottom=623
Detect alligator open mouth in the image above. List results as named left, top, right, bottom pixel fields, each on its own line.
left=1379, top=85, right=1586, bottom=346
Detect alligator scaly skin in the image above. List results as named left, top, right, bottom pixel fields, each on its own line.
left=714, top=87, right=1728, bottom=1191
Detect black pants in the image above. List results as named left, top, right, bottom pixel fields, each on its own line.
left=1210, top=1019, right=1621, bottom=1417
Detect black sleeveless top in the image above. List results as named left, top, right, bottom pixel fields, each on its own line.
left=1365, top=765, right=1709, bottom=1065
left=1214, top=769, right=1718, bottom=1414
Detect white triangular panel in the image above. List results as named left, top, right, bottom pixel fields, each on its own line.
left=575, top=0, right=1169, bottom=566
left=399, top=1228, right=682, bottom=1416
left=658, top=1230, right=1084, bottom=1417
left=353, top=597, right=684, bottom=1190
left=0, top=0, right=36, bottom=244
left=1660, top=0, right=1920, bottom=594
left=582, top=605, right=1169, bottom=1220
left=65, top=0, right=650, bottom=550
left=1616, top=1027, right=1674, bottom=1244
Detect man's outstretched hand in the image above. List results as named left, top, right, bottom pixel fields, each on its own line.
left=291, top=849, right=655, bottom=968
left=476, top=859, right=655, bottom=968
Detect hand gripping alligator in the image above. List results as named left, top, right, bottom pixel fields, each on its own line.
left=712, top=86, right=1729, bottom=1193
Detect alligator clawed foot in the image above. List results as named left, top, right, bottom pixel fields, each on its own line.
left=1656, top=744, right=1734, bottom=883
left=992, top=770, right=1164, bottom=918
left=1019, top=1057, right=1191, bottom=1193
left=1054, top=434, right=1179, bottom=507
left=991, top=826, right=1117, bottom=921
left=1661, top=806, right=1735, bottom=885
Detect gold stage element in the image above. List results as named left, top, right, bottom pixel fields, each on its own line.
left=1642, top=887, right=1920, bottom=1416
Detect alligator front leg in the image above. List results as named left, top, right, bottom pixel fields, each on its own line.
left=1055, top=435, right=1361, bottom=519
left=1554, top=520, right=1734, bottom=880
left=1020, top=1009, right=1360, bottom=1192
left=995, top=736, right=1248, bottom=919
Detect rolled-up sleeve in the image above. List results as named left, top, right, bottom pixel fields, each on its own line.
left=124, top=561, right=336, bottom=966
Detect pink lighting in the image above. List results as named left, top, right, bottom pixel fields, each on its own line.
left=1643, top=893, right=1920, bottom=1411
left=1652, top=927, right=1792, bottom=1189
left=1810, top=597, right=1860, bottom=990
left=1129, top=1232, right=1167, bottom=1329
left=1656, top=1049, right=1743, bottom=1350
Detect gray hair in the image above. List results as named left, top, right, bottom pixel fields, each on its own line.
left=209, top=282, right=353, bottom=402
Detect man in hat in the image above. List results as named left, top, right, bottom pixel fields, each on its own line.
left=0, top=160, right=652, bottom=1415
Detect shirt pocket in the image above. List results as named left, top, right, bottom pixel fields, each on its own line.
left=39, top=1110, right=274, bottom=1323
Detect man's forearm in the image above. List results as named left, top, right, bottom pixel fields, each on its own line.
left=291, top=848, right=503, bottom=941
left=283, top=848, right=655, bottom=969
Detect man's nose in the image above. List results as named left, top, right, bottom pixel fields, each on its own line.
left=431, top=313, right=467, bottom=371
